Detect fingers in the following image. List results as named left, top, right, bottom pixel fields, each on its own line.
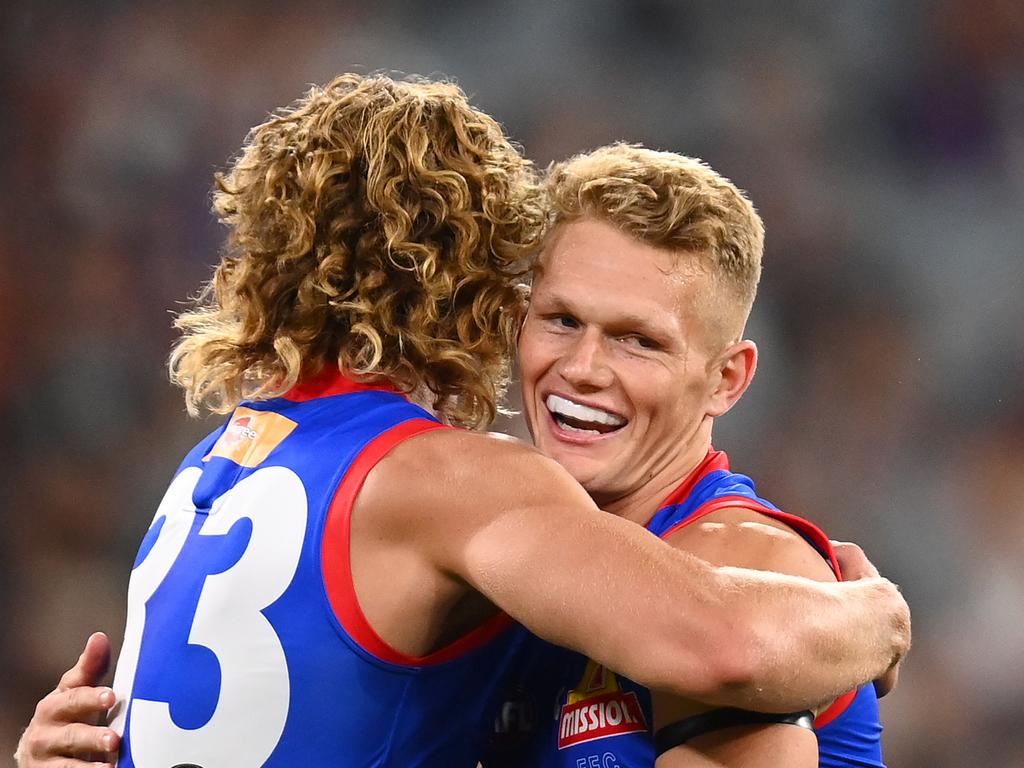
left=41, top=686, right=116, bottom=724
left=15, top=745, right=115, bottom=768
left=16, top=649, right=121, bottom=768
left=869, top=577, right=912, bottom=667
left=58, top=722, right=120, bottom=758
left=830, top=540, right=880, bottom=581
left=16, top=719, right=120, bottom=766
left=58, top=633, right=112, bottom=693
left=17, top=687, right=120, bottom=768
left=891, top=587, right=912, bottom=659
left=874, top=663, right=900, bottom=698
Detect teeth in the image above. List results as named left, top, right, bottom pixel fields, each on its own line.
left=559, top=421, right=601, bottom=435
left=545, top=394, right=626, bottom=427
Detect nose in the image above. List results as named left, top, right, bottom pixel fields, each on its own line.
left=557, top=329, right=614, bottom=392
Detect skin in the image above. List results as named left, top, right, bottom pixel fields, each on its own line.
left=16, top=435, right=906, bottom=768
left=518, top=217, right=897, bottom=767
left=14, top=220, right=910, bottom=768
left=520, top=218, right=743, bottom=526
left=652, top=512, right=832, bottom=767
left=16, top=633, right=120, bottom=766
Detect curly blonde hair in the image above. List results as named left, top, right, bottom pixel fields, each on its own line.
left=544, top=143, right=764, bottom=342
left=170, top=74, right=545, bottom=428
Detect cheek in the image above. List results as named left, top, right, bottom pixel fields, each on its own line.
left=517, top=329, right=556, bottom=385
left=629, top=374, right=700, bottom=427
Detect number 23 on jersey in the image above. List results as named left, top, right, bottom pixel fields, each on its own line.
left=110, top=466, right=308, bottom=768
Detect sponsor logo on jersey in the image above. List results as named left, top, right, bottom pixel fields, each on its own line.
left=203, top=407, right=297, bottom=467
left=225, top=416, right=258, bottom=443
left=557, top=661, right=647, bottom=749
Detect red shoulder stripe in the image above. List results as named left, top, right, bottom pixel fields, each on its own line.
left=321, top=418, right=513, bottom=666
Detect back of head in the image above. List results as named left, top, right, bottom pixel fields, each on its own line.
left=171, top=74, right=545, bottom=428
left=544, top=143, right=764, bottom=346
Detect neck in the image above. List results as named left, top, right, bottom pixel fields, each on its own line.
left=599, top=426, right=714, bottom=526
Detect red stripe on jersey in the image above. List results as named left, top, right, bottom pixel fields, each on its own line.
left=659, top=496, right=842, bottom=578
left=321, top=418, right=514, bottom=666
left=659, top=494, right=856, bottom=725
left=814, top=689, right=859, bottom=729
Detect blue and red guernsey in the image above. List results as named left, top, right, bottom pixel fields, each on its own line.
left=483, top=450, right=885, bottom=768
left=110, top=369, right=525, bottom=768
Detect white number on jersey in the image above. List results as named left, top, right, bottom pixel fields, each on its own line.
left=110, top=466, right=308, bottom=768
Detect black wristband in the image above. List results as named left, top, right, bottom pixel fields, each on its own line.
left=654, top=708, right=814, bottom=756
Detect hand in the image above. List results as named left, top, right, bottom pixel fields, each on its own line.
left=831, top=540, right=879, bottom=580
left=831, top=541, right=904, bottom=697
left=14, top=632, right=122, bottom=767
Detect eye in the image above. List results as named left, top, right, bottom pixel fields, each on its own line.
left=621, top=334, right=660, bottom=350
left=550, top=314, right=579, bottom=330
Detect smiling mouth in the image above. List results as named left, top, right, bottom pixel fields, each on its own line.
left=545, top=394, right=627, bottom=437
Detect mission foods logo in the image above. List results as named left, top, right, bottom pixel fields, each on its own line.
left=203, top=407, right=297, bottom=468
left=557, top=661, right=647, bottom=749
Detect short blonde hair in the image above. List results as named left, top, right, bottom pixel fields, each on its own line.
left=545, top=143, right=764, bottom=342
left=170, top=74, right=545, bottom=428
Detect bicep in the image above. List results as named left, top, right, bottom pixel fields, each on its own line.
left=379, top=430, right=730, bottom=694
left=653, top=688, right=818, bottom=768
left=655, top=721, right=818, bottom=768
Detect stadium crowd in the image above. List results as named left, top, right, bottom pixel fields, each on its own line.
left=1, top=1, right=1022, bottom=764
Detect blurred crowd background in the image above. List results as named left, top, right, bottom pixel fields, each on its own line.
left=2, top=0, right=1022, bottom=764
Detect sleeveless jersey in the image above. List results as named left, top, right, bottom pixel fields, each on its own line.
left=110, top=369, right=526, bottom=768
left=484, top=450, right=885, bottom=768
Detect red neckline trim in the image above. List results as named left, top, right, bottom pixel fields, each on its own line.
left=283, top=367, right=399, bottom=402
left=321, top=418, right=514, bottom=666
left=654, top=449, right=731, bottom=516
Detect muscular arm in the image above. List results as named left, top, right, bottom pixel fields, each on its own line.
left=653, top=507, right=837, bottom=767
left=364, top=430, right=909, bottom=712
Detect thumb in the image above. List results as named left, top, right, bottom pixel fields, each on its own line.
left=830, top=540, right=880, bottom=581
left=58, top=632, right=112, bottom=692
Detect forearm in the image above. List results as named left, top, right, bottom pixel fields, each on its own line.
left=471, top=524, right=906, bottom=712
left=430, top=435, right=910, bottom=710
left=701, top=566, right=910, bottom=711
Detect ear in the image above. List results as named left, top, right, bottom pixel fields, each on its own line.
left=706, top=340, right=757, bottom=417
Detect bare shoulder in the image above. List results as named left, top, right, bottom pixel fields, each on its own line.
left=663, top=507, right=837, bottom=583
left=374, top=427, right=547, bottom=482
left=358, top=426, right=589, bottom=534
